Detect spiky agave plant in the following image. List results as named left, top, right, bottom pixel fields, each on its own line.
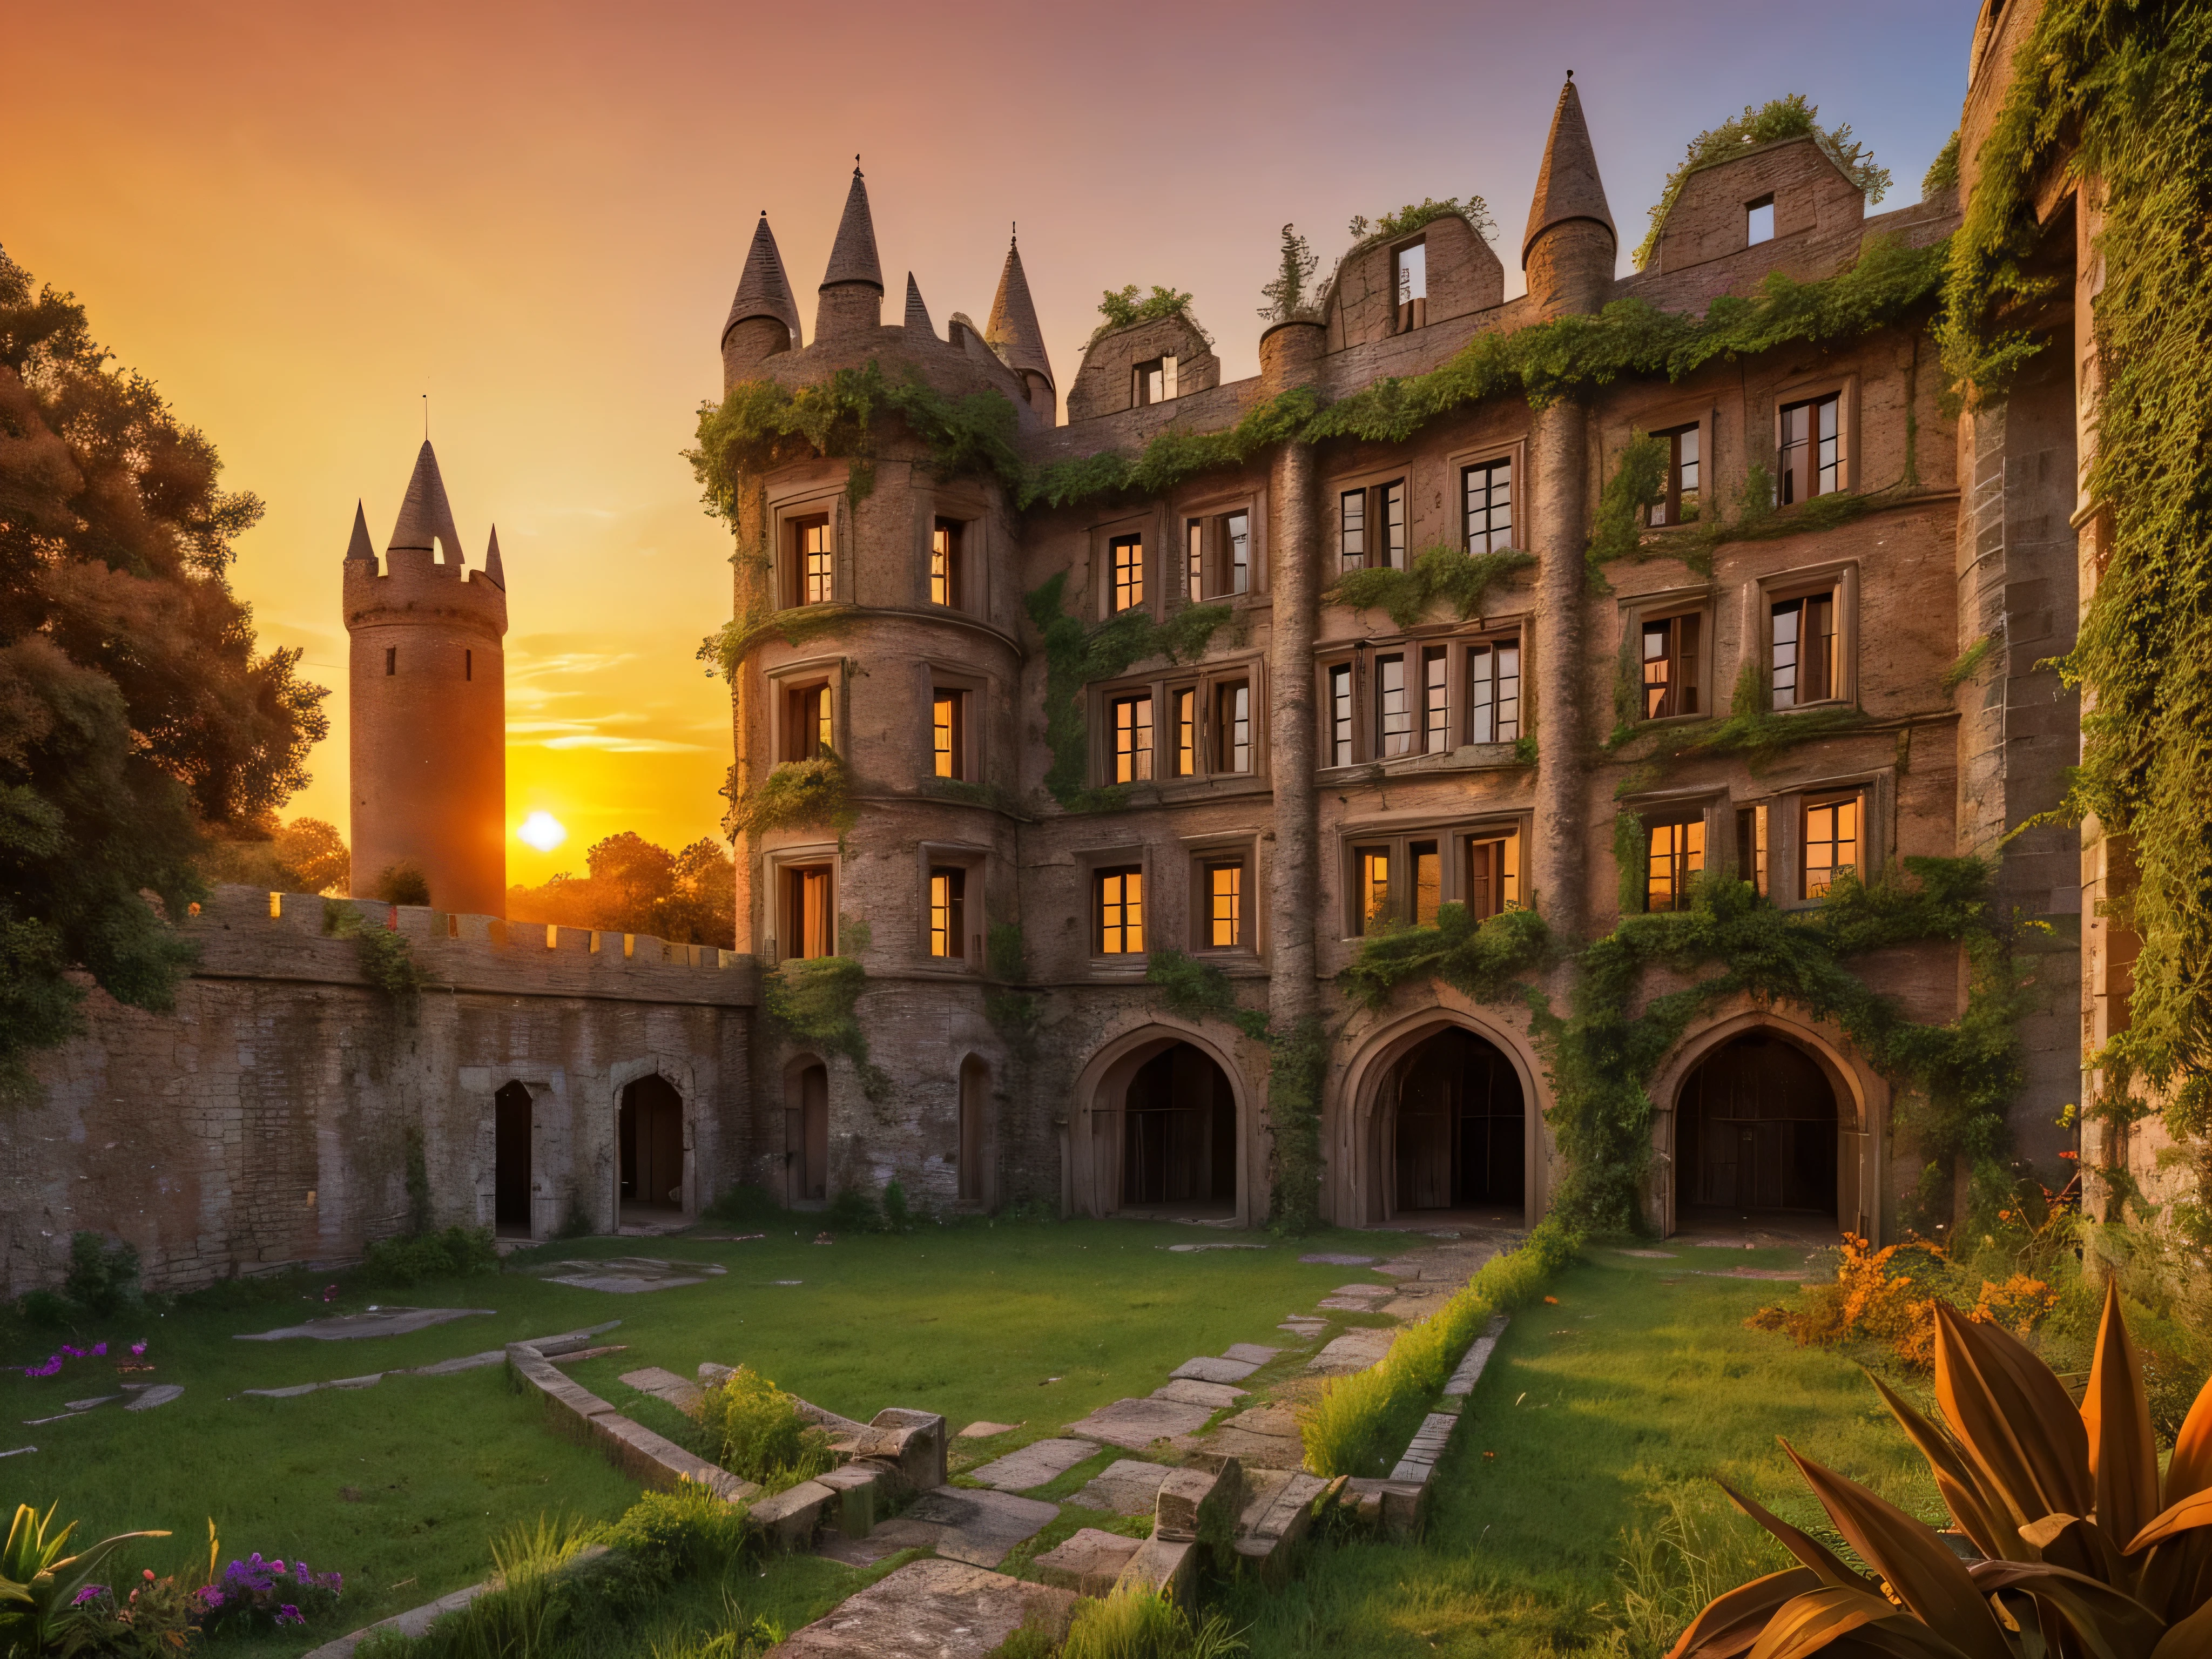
left=1668, top=1280, right=2212, bottom=1657
left=0, top=1503, right=169, bottom=1659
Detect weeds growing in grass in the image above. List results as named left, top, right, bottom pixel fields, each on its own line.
left=1599, top=1487, right=1788, bottom=1659
left=688, top=1368, right=833, bottom=1493
left=1057, top=1586, right=1246, bottom=1659
left=362, top=1226, right=501, bottom=1287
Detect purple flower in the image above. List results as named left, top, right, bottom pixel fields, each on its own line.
left=276, top=1606, right=304, bottom=1627
left=130, top=1340, right=147, bottom=1356
left=73, top=1586, right=107, bottom=1606
left=59, top=1345, right=85, bottom=1358
left=91, top=1342, right=107, bottom=1357
left=201, top=1589, right=225, bottom=1608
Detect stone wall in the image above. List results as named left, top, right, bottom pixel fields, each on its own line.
left=2, top=885, right=755, bottom=1296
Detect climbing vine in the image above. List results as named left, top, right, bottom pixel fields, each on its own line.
left=764, top=955, right=888, bottom=1101
left=1265, top=1014, right=1330, bottom=1237
left=323, top=899, right=434, bottom=1015
left=722, top=754, right=857, bottom=841
left=1145, top=949, right=1271, bottom=1041
left=1328, top=546, right=1532, bottom=631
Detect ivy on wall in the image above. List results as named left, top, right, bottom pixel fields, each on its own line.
left=1328, top=547, right=1533, bottom=631
left=721, top=753, right=857, bottom=842
left=323, top=899, right=435, bottom=1015
left=765, top=955, right=888, bottom=1102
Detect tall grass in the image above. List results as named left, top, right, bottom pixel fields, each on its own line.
left=1601, top=1487, right=1789, bottom=1658
left=1300, top=1219, right=1579, bottom=1478
left=1059, top=1586, right=1247, bottom=1659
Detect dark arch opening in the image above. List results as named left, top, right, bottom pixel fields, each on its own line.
left=1121, top=1043, right=1236, bottom=1213
left=494, top=1081, right=533, bottom=1234
left=1389, top=1028, right=1525, bottom=1216
left=1678, top=1031, right=1838, bottom=1216
left=619, top=1074, right=685, bottom=1214
left=785, top=1062, right=829, bottom=1205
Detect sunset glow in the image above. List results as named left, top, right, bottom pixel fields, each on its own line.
left=516, top=812, right=568, bottom=854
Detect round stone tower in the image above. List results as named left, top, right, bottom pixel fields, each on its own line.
left=342, top=441, right=509, bottom=915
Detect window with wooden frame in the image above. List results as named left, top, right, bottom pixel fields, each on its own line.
left=1463, top=458, right=1514, bottom=552
left=1468, top=639, right=1521, bottom=744
left=929, top=518, right=964, bottom=608
left=927, top=866, right=967, bottom=959
left=1347, top=824, right=1521, bottom=934
left=1779, top=393, right=1843, bottom=504
left=780, top=863, right=835, bottom=960
left=1338, top=480, right=1407, bottom=570
left=1465, top=832, right=1521, bottom=919
left=1108, top=533, right=1145, bottom=614
left=1802, top=792, right=1861, bottom=899
left=1410, top=839, right=1442, bottom=926
left=1186, top=510, right=1251, bottom=599
left=1109, top=693, right=1153, bottom=783
left=1375, top=653, right=1414, bottom=758
left=1644, top=815, right=1705, bottom=913
left=1170, top=687, right=1198, bottom=777
left=1095, top=866, right=1145, bottom=955
left=1213, top=678, right=1253, bottom=775
left=1199, top=856, right=1246, bottom=950
left=1736, top=804, right=1770, bottom=897
left=1771, top=589, right=1840, bottom=707
left=781, top=680, right=833, bottom=761
left=1421, top=646, right=1451, bottom=754
left=1646, top=424, right=1702, bottom=526
left=1325, top=663, right=1355, bottom=766
left=789, top=513, right=833, bottom=606
left=1640, top=611, right=1702, bottom=719
left=1394, top=240, right=1428, bottom=332
left=930, top=689, right=967, bottom=780
left=1134, top=357, right=1178, bottom=406
left=1354, top=845, right=1393, bottom=932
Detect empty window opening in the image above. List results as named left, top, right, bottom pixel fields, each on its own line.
left=1110, top=694, right=1153, bottom=783
left=1096, top=866, right=1144, bottom=955
left=780, top=864, right=834, bottom=960
left=385, top=646, right=396, bottom=676
left=1803, top=793, right=1860, bottom=899
left=784, top=682, right=833, bottom=760
left=1779, top=394, right=1842, bottom=503
left=929, top=866, right=967, bottom=958
left=1736, top=804, right=1770, bottom=897
left=930, top=518, right=963, bottom=608
left=1120, top=1042, right=1236, bottom=1211
left=1134, top=356, right=1178, bottom=406
left=1395, top=241, right=1428, bottom=331
left=619, top=1073, right=684, bottom=1215
left=1746, top=195, right=1775, bottom=246
left=1468, top=642, right=1521, bottom=744
left=1679, top=1032, right=1838, bottom=1218
left=1771, top=592, right=1838, bottom=707
left=1327, top=664, right=1355, bottom=766
left=932, top=690, right=965, bottom=780
left=494, top=1081, right=533, bottom=1235
left=1464, top=459, right=1514, bottom=552
left=1109, top=534, right=1145, bottom=613
left=1205, top=859, right=1244, bottom=948
left=1642, top=612, right=1702, bottom=719
left=1390, top=1027, right=1525, bottom=1217
left=465, top=649, right=473, bottom=682
left=1648, top=425, right=1702, bottom=526
left=1646, top=817, right=1705, bottom=913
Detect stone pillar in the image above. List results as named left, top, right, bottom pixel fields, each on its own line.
left=1529, top=396, right=1589, bottom=944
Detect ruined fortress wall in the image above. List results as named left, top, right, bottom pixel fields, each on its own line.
left=2, top=885, right=756, bottom=1297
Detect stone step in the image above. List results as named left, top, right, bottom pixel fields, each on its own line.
left=618, top=1366, right=702, bottom=1411
left=1030, top=1527, right=1143, bottom=1595
left=967, top=1436, right=1097, bottom=1492
left=1151, top=1378, right=1244, bottom=1410
left=1063, top=1394, right=1213, bottom=1450
left=765, top=1559, right=1074, bottom=1658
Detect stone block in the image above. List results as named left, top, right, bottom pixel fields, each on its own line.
left=1030, top=1528, right=1142, bottom=1595
left=1233, top=1471, right=1330, bottom=1577
left=817, top=1464, right=879, bottom=1537
left=1390, top=1411, right=1459, bottom=1485
left=870, top=1407, right=948, bottom=1491
left=1112, top=1535, right=1196, bottom=1601
left=898, top=1486, right=1060, bottom=1569
left=1169, top=1355, right=1259, bottom=1385
left=1442, top=1314, right=1509, bottom=1399
left=967, top=1437, right=1097, bottom=1492
left=1151, top=1378, right=1244, bottom=1410
left=1070, top=1459, right=1172, bottom=1515
left=1064, top=1395, right=1214, bottom=1450
left=1155, top=1456, right=1243, bottom=1545
left=748, top=1479, right=836, bottom=1550
left=767, top=1559, right=1073, bottom=1659
left=619, top=1366, right=703, bottom=1411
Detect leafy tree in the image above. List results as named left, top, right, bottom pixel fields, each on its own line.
left=0, top=247, right=328, bottom=1079
left=200, top=815, right=349, bottom=895
left=507, top=832, right=734, bottom=949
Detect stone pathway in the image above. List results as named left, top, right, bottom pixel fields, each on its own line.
left=767, top=1559, right=1073, bottom=1658
left=966, top=1437, right=1096, bottom=1492
left=234, top=1307, right=495, bottom=1342
left=526, top=1257, right=728, bottom=1293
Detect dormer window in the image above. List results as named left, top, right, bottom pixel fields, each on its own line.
left=1134, top=356, right=1178, bottom=406
left=1746, top=194, right=1775, bottom=246
left=1395, top=241, right=1428, bottom=331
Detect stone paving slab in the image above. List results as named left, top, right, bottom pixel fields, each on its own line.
left=1317, top=1296, right=1385, bottom=1311
left=967, top=1437, right=1097, bottom=1492
left=898, top=1486, right=1061, bottom=1568
left=957, top=1420, right=1021, bottom=1440
left=1298, top=1252, right=1376, bottom=1265
left=767, top=1559, right=1073, bottom=1658
left=241, top=1350, right=508, bottom=1398
left=1165, top=1242, right=1266, bottom=1252
left=123, top=1385, right=183, bottom=1410
left=1069, top=1459, right=1173, bottom=1515
left=1182, top=1401, right=1304, bottom=1471
left=1169, top=1355, right=1259, bottom=1385
left=235, top=1307, right=495, bottom=1342
left=534, top=1257, right=729, bottom=1293
left=1223, top=1343, right=1280, bottom=1365
left=1309, top=1329, right=1395, bottom=1374
left=1374, top=1259, right=1427, bottom=1278
left=1330, top=1284, right=1392, bottom=1299
left=618, top=1367, right=703, bottom=1411
left=1063, top=1395, right=1213, bottom=1450
left=1152, top=1378, right=1244, bottom=1410
left=1030, top=1528, right=1141, bottom=1595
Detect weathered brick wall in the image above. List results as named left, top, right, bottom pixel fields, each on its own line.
left=2, top=885, right=755, bottom=1296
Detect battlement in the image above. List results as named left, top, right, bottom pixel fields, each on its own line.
left=343, top=546, right=508, bottom=634
left=188, top=883, right=754, bottom=1006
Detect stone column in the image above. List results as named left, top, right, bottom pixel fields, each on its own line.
left=1529, top=395, right=1589, bottom=944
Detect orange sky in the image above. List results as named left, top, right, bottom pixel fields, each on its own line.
left=4, top=1, right=1973, bottom=885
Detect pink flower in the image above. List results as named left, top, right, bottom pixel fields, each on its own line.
left=130, top=1341, right=147, bottom=1356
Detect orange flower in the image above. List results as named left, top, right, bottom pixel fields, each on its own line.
left=1543, top=1296, right=1559, bottom=1305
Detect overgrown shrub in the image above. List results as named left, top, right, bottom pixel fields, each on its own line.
left=688, top=1367, right=833, bottom=1492
left=881, top=1181, right=912, bottom=1232
left=601, top=1482, right=752, bottom=1580
left=825, top=1187, right=881, bottom=1235
left=700, top=1185, right=786, bottom=1229
left=361, top=1226, right=499, bottom=1286
left=1057, top=1585, right=1245, bottom=1659
left=61, top=1232, right=141, bottom=1317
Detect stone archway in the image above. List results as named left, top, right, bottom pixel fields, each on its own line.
left=493, top=1080, right=534, bottom=1235
left=1069, top=1026, right=1253, bottom=1225
left=1677, top=1031, right=1838, bottom=1219
left=618, top=1074, right=685, bottom=1216
left=781, top=1055, right=830, bottom=1208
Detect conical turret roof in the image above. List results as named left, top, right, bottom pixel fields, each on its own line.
left=387, top=440, right=466, bottom=564
left=987, top=232, right=1052, bottom=388
left=484, top=525, right=506, bottom=590
left=820, top=166, right=882, bottom=293
left=344, top=500, right=375, bottom=562
left=1521, top=77, right=1617, bottom=267
left=903, top=272, right=934, bottom=337
left=724, top=212, right=804, bottom=346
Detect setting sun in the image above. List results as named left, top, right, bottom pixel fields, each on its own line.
left=516, top=810, right=567, bottom=852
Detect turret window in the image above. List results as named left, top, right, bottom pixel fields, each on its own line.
left=928, top=867, right=967, bottom=958
left=783, top=681, right=833, bottom=761
left=780, top=864, right=835, bottom=960
left=385, top=647, right=396, bottom=676
left=787, top=514, right=833, bottom=606
left=1395, top=241, right=1428, bottom=332
left=930, top=519, right=963, bottom=608
left=931, top=690, right=967, bottom=780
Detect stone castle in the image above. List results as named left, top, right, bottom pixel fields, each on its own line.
left=4, top=23, right=2110, bottom=1292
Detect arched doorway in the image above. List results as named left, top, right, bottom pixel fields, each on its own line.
left=619, top=1074, right=685, bottom=1216
left=784, top=1061, right=828, bottom=1206
left=1121, top=1043, right=1236, bottom=1215
left=1677, top=1031, right=1838, bottom=1219
left=957, top=1057, right=989, bottom=1206
left=1385, top=1028, right=1525, bottom=1219
left=494, top=1081, right=533, bottom=1235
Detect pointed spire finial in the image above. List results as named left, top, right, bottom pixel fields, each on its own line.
left=903, top=272, right=935, bottom=338
left=1521, top=75, right=1617, bottom=269
left=387, top=439, right=466, bottom=567
left=819, top=165, right=883, bottom=293
left=724, top=211, right=804, bottom=346
left=483, top=524, right=507, bottom=590
left=987, top=232, right=1053, bottom=393
left=344, top=500, right=376, bottom=563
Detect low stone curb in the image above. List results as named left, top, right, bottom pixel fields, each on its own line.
left=505, top=1324, right=758, bottom=1502
left=299, top=1545, right=610, bottom=1659
left=1340, top=1312, right=1509, bottom=1536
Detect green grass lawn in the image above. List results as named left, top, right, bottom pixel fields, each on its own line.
left=1, top=1218, right=1391, bottom=1654
left=1216, top=1241, right=1943, bottom=1659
